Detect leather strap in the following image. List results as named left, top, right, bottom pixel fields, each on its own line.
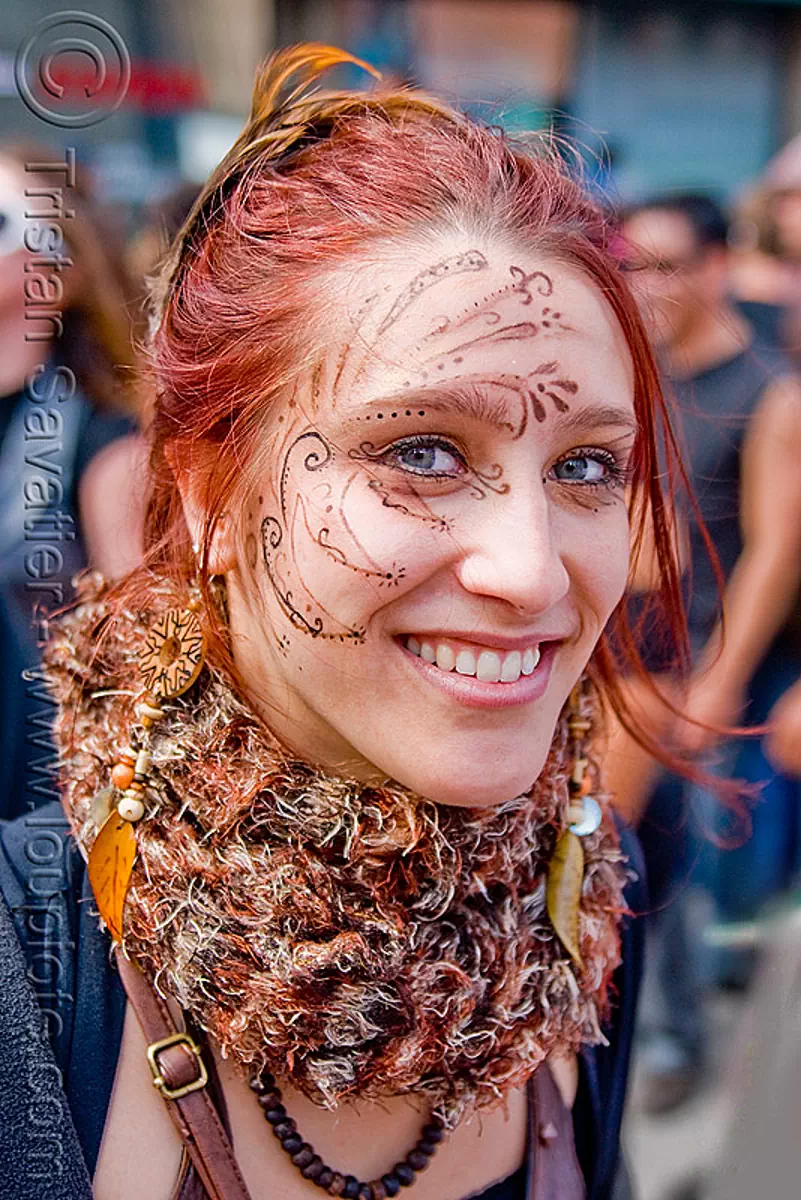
left=116, top=947, right=584, bottom=1200
left=114, top=948, right=253, bottom=1200
left=527, top=1063, right=586, bottom=1199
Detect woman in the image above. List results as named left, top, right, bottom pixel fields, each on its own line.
left=0, top=46, right=689, bottom=1200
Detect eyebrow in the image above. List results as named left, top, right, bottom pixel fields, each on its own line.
left=346, top=381, right=638, bottom=438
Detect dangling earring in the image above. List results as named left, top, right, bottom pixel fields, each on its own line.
left=87, top=588, right=206, bottom=942
left=546, top=679, right=603, bottom=968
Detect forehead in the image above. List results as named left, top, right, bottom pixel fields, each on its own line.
left=325, top=234, right=633, bottom=407
left=622, top=209, right=696, bottom=261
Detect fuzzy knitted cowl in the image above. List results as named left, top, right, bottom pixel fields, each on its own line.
left=44, top=575, right=629, bottom=1126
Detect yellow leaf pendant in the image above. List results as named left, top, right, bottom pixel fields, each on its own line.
left=87, top=811, right=137, bottom=942
left=546, top=829, right=584, bottom=968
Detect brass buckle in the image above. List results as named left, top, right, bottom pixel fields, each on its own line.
left=146, top=1031, right=209, bottom=1100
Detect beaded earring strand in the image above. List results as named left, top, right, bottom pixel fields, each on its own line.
left=546, top=679, right=603, bottom=966
left=250, top=1068, right=445, bottom=1198
left=87, top=592, right=206, bottom=942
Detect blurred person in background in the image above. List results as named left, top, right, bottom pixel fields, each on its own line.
left=126, top=180, right=200, bottom=297
left=606, top=193, right=801, bottom=1114
left=0, top=145, right=145, bottom=821
left=730, top=133, right=801, bottom=365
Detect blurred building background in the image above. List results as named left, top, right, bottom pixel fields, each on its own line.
left=3, top=0, right=801, bottom=215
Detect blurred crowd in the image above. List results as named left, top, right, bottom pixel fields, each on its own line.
left=4, top=49, right=801, bottom=1200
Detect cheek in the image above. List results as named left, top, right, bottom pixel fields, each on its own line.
left=251, top=464, right=455, bottom=633
left=564, top=508, right=630, bottom=627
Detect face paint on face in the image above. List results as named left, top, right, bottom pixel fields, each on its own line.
left=225, top=235, right=637, bottom=807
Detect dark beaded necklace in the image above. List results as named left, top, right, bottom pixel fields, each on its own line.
left=250, top=1069, right=445, bottom=1198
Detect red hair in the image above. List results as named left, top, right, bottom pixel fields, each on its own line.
left=123, top=46, right=696, bottom=778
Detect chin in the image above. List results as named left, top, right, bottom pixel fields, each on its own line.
left=399, top=749, right=551, bottom=809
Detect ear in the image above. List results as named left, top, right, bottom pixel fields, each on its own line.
left=164, top=437, right=238, bottom=573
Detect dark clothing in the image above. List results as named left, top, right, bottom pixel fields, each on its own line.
left=669, top=340, right=793, bottom=639
left=734, top=300, right=787, bottom=353
left=0, top=802, right=646, bottom=1200
left=478, top=1165, right=526, bottom=1198
left=0, top=373, right=135, bottom=821
left=638, top=338, right=801, bottom=1052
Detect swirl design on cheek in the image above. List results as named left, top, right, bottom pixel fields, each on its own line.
left=260, top=516, right=366, bottom=643
left=279, top=430, right=333, bottom=519
left=367, top=478, right=452, bottom=532
left=261, top=430, right=369, bottom=643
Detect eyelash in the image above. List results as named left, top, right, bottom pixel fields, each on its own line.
left=550, top=446, right=631, bottom=491
left=379, top=434, right=468, bottom=479
left=378, top=434, right=630, bottom=490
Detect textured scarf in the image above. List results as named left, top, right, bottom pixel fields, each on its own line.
left=44, top=575, right=629, bottom=1125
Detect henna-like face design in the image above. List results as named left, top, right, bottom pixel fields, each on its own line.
left=225, top=234, right=636, bottom=808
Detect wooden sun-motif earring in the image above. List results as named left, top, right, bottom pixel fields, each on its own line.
left=87, top=592, right=206, bottom=942
left=546, top=680, right=603, bottom=968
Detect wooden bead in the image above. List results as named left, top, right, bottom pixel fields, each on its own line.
left=369, top=1183, right=387, bottom=1200
left=265, top=1105, right=287, bottom=1125
left=111, top=763, right=135, bottom=790
left=136, top=700, right=165, bottom=725
left=257, top=1090, right=282, bottom=1110
left=134, top=748, right=152, bottom=775
left=118, top=794, right=144, bottom=823
left=357, top=1187, right=371, bottom=1200
left=317, top=1168, right=334, bottom=1189
left=417, top=1140, right=437, bottom=1155
left=393, top=1164, right=414, bottom=1187
left=326, top=1173, right=346, bottom=1196
left=274, top=1119, right=296, bottom=1140
left=301, top=1155, right=324, bottom=1179
left=282, top=1134, right=302, bottom=1154
left=405, top=1151, right=429, bottom=1172
left=291, top=1145, right=314, bottom=1168
left=381, top=1176, right=401, bottom=1198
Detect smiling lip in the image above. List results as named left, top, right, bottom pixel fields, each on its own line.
left=397, top=637, right=558, bottom=709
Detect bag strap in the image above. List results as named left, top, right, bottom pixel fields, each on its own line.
left=527, top=1062, right=587, bottom=1200
left=116, top=945, right=586, bottom=1200
left=114, top=948, right=252, bottom=1200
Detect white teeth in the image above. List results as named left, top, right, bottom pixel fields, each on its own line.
left=405, top=636, right=541, bottom=682
left=521, top=646, right=540, bottom=675
left=455, top=649, right=476, bottom=675
left=476, top=650, right=502, bottom=682
left=500, top=650, right=522, bottom=682
left=435, top=643, right=456, bottom=671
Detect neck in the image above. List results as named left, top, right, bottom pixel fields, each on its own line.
left=0, top=307, right=53, bottom=396
left=665, top=302, right=751, bottom=379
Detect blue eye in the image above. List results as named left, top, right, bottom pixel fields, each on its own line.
left=552, top=454, right=609, bottom=484
left=386, top=436, right=466, bottom=477
left=551, top=447, right=626, bottom=489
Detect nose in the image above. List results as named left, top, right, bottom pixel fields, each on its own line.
left=453, top=481, right=570, bottom=617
